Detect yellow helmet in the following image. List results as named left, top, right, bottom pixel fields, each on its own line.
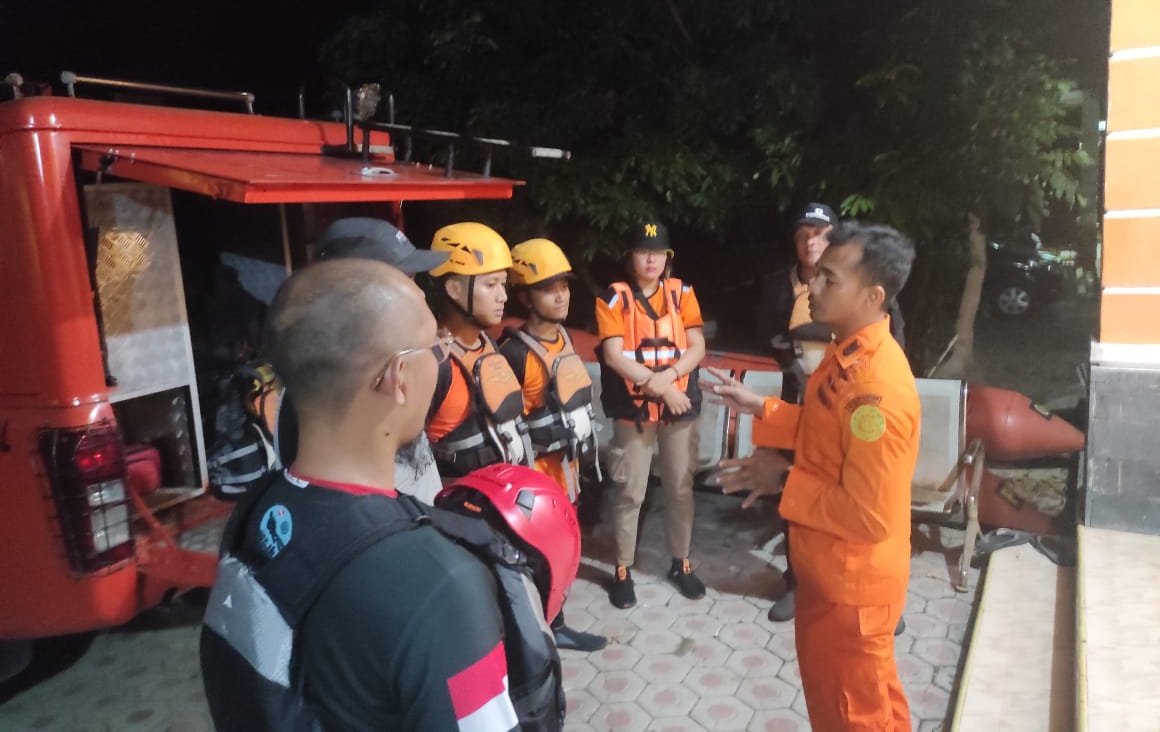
left=428, top=222, right=512, bottom=277
left=510, top=238, right=573, bottom=287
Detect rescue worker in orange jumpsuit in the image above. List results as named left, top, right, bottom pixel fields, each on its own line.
left=705, top=222, right=920, bottom=731
left=596, top=222, right=707, bottom=609
left=499, top=237, right=609, bottom=652
left=424, top=223, right=535, bottom=479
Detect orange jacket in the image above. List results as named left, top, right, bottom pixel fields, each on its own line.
left=751, top=316, right=920, bottom=606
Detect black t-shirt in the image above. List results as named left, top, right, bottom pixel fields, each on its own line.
left=237, top=475, right=519, bottom=732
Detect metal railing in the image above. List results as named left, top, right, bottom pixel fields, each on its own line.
left=60, top=71, right=255, bottom=114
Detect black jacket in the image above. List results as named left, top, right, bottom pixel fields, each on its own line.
left=755, top=264, right=907, bottom=403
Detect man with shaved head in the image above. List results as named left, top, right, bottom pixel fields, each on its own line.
left=202, top=260, right=522, bottom=732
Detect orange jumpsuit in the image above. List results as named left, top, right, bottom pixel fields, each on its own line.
left=751, top=315, right=920, bottom=731
left=499, top=327, right=575, bottom=495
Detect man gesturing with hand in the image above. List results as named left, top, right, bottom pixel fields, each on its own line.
left=703, top=223, right=920, bottom=732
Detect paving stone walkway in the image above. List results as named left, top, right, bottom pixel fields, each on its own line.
left=0, top=490, right=980, bottom=732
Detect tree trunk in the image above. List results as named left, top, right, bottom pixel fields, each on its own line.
left=937, top=213, right=987, bottom=377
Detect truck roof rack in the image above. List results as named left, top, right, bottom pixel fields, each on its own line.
left=322, top=83, right=570, bottom=178
left=60, top=71, right=255, bottom=114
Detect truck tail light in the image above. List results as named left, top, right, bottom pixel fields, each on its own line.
left=39, top=425, right=135, bottom=573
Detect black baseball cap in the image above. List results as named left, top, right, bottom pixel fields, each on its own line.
left=794, top=203, right=837, bottom=229
left=315, top=217, right=449, bottom=274
left=631, top=221, right=674, bottom=256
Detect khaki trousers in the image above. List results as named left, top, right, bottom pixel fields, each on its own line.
left=609, top=419, right=698, bottom=567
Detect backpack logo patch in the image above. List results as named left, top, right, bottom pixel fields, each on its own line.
left=259, top=504, right=294, bottom=557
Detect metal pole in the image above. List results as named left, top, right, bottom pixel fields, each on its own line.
left=279, top=204, right=293, bottom=276
left=344, top=87, right=355, bottom=152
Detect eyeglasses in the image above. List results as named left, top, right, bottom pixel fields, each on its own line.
left=372, top=328, right=454, bottom=391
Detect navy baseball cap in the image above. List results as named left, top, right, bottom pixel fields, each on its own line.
left=315, top=218, right=449, bottom=275
left=794, top=203, right=837, bottom=228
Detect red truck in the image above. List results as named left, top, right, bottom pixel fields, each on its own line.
left=0, top=76, right=524, bottom=678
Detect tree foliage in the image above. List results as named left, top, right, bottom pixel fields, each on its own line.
left=320, top=0, right=1100, bottom=361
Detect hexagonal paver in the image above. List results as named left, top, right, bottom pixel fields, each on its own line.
left=747, top=708, right=811, bottom=732
left=918, top=719, right=944, bottom=732
left=589, top=643, right=644, bottom=671
left=905, top=591, right=927, bottom=615
left=913, top=637, right=962, bottom=667
left=590, top=618, right=641, bottom=645
left=714, top=598, right=760, bottom=624
left=635, top=582, right=676, bottom=607
left=561, top=606, right=599, bottom=633
left=690, top=696, right=755, bottom=731
left=933, top=664, right=957, bottom=693
left=683, top=667, right=741, bottom=697
left=565, top=688, right=600, bottom=723
left=907, top=685, right=951, bottom=721
left=718, top=621, right=772, bottom=650
left=670, top=594, right=714, bottom=614
left=563, top=724, right=598, bottom=732
left=896, top=653, right=934, bottom=684
left=589, top=669, right=647, bottom=704
left=680, top=637, right=733, bottom=667
left=634, top=654, right=693, bottom=684
left=630, top=629, right=684, bottom=656
left=637, top=681, right=700, bottom=718
left=909, top=575, right=958, bottom=601
left=776, top=659, right=801, bottom=686
left=765, top=630, right=797, bottom=661
left=903, top=612, right=948, bottom=639
left=893, top=631, right=915, bottom=656
left=587, top=701, right=651, bottom=732
left=629, top=605, right=679, bottom=631
left=648, top=717, right=707, bottom=732
left=735, top=676, right=798, bottom=710
left=671, top=613, right=723, bottom=639
left=561, top=658, right=598, bottom=691
left=925, top=597, right=973, bottom=624
left=566, top=582, right=606, bottom=613
left=790, top=690, right=810, bottom=720
left=726, top=648, right=785, bottom=679
left=947, top=621, right=969, bottom=644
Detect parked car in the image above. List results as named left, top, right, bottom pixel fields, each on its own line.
left=984, top=235, right=1066, bottom=317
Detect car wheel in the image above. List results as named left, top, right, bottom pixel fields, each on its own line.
left=996, top=285, right=1032, bottom=317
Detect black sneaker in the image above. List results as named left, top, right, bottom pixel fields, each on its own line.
left=554, top=626, right=608, bottom=652
left=895, top=616, right=906, bottom=636
left=767, top=588, right=796, bottom=622
left=609, top=566, right=637, bottom=609
left=668, top=558, right=706, bottom=600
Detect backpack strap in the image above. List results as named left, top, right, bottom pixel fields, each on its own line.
left=504, top=326, right=552, bottom=364
left=256, top=493, right=429, bottom=625
left=426, top=357, right=455, bottom=424
left=425, top=506, right=523, bottom=566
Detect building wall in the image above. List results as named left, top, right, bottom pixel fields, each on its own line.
left=1087, top=0, right=1160, bottom=533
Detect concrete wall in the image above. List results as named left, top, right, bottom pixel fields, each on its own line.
left=1086, top=0, right=1160, bottom=533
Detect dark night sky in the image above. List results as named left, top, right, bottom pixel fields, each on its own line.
left=4, top=1, right=1108, bottom=116
left=2, top=0, right=375, bottom=115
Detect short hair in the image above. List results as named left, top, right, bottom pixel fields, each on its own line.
left=826, top=222, right=916, bottom=305
left=263, top=260, right=400, bottom=413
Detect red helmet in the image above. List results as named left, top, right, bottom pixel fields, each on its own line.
left=436, top=464, right=580, bottom=621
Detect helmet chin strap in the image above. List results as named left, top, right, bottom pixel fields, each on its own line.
left=530, top=304, right=566, bottom=326
left=448, top=275, right=485, bottom=327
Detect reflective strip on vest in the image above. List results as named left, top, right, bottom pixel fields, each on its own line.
left=624, top=348, right=679, bottom=361
left=203, top=555, right=294, bottom=688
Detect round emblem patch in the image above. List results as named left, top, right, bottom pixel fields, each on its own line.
left=259, top=504, right=293, bottom=558
left=850, top=405, right=886, bottom=442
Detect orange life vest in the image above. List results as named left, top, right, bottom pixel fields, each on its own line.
left=600, top=278, right=701, bottom=424
left=429, top=334, right=534, bottom=477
